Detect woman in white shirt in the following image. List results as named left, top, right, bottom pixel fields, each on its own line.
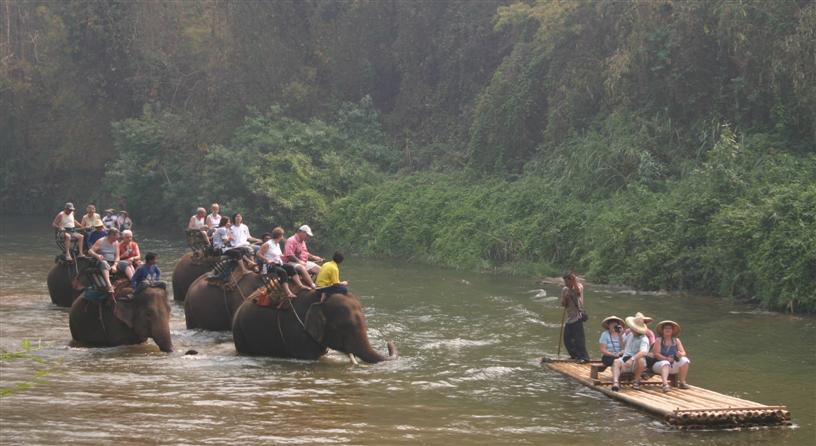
left=256, top=227, right=298, bottom=298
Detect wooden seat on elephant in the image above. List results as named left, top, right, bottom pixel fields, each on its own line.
left=186, top=229, right=215, bottom=258
left=207, top=257, right=257, bottom=291
left=55, top=229, right=85, bottom=257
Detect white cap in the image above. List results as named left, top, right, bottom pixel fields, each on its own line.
left=298, top=225, right=313, bottom=236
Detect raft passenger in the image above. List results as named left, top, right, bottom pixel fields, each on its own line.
left=560, top=272, right=590, bottom=363
left=315, top=251, right=349, bottom=303
left=611, top=314, right=650, bottom=392
left=52, top=202, right=86, bottom=261
left=652, top=320, right=690, bottom=392
left=599, top=316, right=625, bottom=370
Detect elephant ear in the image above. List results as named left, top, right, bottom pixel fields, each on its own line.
left=304, top=303, right=325, bottom=343
left=113, top=301, right=135, bottom=328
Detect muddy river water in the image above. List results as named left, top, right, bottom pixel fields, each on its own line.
left=1, top=218, right=814, bottom=445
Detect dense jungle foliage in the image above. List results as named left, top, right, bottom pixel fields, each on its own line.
left=1, top=0, right=814, bottom=311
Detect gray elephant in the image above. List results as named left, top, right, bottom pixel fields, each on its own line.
left=69, top=284, right=174, bottom=352
left=184, top=268, right=263, bottom=331
left=171, top=252, right=220, bottom=301
left=232, top=291, right=397, bottom=363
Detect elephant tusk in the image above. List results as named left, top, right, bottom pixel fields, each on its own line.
left=348, top=353, right=359, bottom=365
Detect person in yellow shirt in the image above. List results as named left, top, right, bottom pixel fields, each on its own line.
left=315, top=251, right=348, bottom=302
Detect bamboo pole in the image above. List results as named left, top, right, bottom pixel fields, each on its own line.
left=556, top=305, right=567, bottom=359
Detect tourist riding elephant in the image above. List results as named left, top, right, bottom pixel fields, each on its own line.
left=184, top=269, right=263, bottom=330
left=69, top=284, right=174, bottom=352
left=232, top=291, right=398, bottom=363
left=47, top=256, right=96, bottom=307
left=171, top=252, right=220, bottom=301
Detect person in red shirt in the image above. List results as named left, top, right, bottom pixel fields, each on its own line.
left=283, top=225, right=322, bottom=290
left=118, top=229, right=141, bottom=279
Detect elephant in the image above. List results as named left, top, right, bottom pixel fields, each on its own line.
left=184, top=268, right=263, bottom=331
left=171, top=252, right=220, bottom=301
left=47, top=256, right=97, bottom=307
left=232, top=291, right=398, bottom=363
left=69, top=283, right=174, bottom=352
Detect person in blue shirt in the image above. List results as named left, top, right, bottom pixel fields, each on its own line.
left=598, top=315, right=625, bottom=370
left=85, top=221, right=108, bottom=251
left=131, top=252, right=162, bottom=294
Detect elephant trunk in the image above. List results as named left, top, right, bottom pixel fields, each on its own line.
left=152, top=327, right=174, bottom=353
left=350, top=338, right=398, bottom=364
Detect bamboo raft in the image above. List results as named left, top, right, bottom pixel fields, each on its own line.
left=545, top=360, right=792, bottom=429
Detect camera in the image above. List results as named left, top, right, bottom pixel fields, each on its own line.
left=614, top=325, right=622, bottom=333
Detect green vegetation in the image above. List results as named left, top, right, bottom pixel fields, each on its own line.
left=2, top=1, right=813, bottom=311
left=0, top=340, right=52, bottom=398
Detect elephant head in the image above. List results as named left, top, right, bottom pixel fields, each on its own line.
left=115, top=286, right=174, bottom=352
left=304, top=293, right=397, bottom=363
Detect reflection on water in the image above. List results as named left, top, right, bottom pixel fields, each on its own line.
left=1, top=217, right=814, bottom=445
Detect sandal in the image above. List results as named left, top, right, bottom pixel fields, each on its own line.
left=632, top=381, right=641, bottom=391
left=611, top=382, right=620, bottom=392
left=678, top=382, right=690, bottom=389
left=662, top=384, right=671, bottom=393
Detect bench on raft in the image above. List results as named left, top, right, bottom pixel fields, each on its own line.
left=589, top=362, right=677, bottom=387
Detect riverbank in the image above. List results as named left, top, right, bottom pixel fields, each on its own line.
left=324, top=156, right=816, bottom=313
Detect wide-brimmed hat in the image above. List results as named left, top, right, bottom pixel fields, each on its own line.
left=635, top=311, right=653, bottom=324
left=94, top=221, right=105, bottom=228
left=625, top=314, right=648, bottom=335
left=298, top=224, right=313, bottom=236
left=656, top=320, right=681, bottom=336
left=601, top=315, right=624, bottom=329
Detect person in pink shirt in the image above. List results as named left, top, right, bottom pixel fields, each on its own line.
left=284, top=225, right=322, bottom=289
left=117, top=229, right=140, bottom=279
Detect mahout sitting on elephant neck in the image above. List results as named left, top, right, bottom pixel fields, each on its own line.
left=69, top=280, right=174, bottom=352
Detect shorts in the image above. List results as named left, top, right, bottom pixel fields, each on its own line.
left=98, top=259, right=129, bottom=272
left=305, top=261, right=320, bottom=271
left=601, top=354, right=618, bottom=367
left=263, top=264, right=290, bottom=283
left=652, top=356, right=690, bottom=374
left=621, top=357, right=645, bottom=372
left=63, top=229, right=83, bottom=240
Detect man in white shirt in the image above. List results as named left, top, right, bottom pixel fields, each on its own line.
left=51, top=202, right=86, bottom=261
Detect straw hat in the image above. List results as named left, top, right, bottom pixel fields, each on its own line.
left=625, top=314, right=648, bottom=335
left=635, top=311, right=653, bottom=324
left=656, top=320, right=681, bottom=337
left=601, top=315, right=624, bottom=329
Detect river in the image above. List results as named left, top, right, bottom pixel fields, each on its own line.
left=0, top=217, right=813, bottom=445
